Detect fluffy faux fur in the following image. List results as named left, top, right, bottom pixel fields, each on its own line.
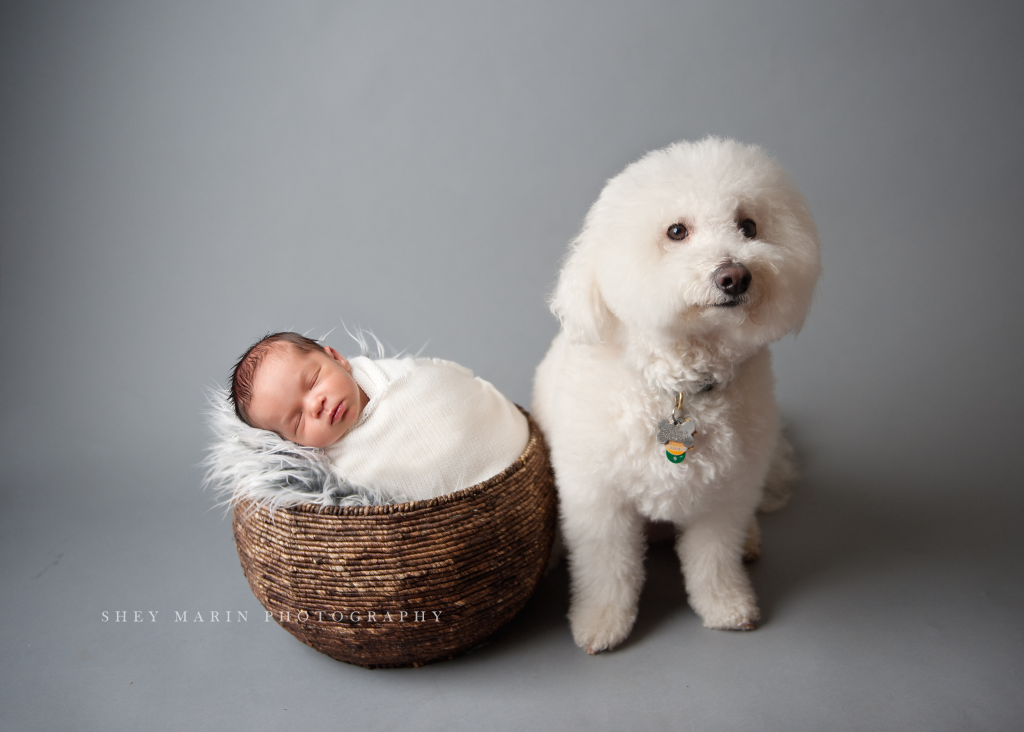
left=531, top=138, right=821, bottom=653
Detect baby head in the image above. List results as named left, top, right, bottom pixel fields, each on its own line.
left=229, top=332, right=368, bottom=448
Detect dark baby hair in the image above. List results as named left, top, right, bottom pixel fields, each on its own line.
left=229, top=331, right=323, bottom=426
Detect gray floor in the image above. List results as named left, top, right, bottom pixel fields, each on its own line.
left=2, top=1, right=1023, bottom=730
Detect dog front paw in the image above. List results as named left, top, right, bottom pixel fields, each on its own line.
left=569, top=603, right=636, bottom=654
left=695, top=597, right=760, bottom=631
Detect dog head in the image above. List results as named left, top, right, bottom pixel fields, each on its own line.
left=551, top=138, right=821, bottom=352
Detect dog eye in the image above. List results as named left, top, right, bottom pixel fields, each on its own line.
left=666, top=223, right=688, bottom=241
left=739, top=219, right=757, bottom=239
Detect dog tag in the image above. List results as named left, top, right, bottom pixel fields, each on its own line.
left=657, top=417, right=696, bottom=463
left=665, top=440, right=687, bottom=463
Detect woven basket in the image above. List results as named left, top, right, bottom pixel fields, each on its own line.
left=232, top=414, right=556, bottom=668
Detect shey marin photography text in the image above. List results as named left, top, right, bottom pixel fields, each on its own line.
left=100, top=609, right=444, bottom=624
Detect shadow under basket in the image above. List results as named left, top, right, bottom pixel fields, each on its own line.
left=232, top=415, right=557, bottom=669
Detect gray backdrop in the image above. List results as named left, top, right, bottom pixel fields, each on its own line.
left=2, top=1, right=1023, bottom=730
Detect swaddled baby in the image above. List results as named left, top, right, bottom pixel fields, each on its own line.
left=228, top=332, right=529, bottom=503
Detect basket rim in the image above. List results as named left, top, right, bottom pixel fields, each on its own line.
left=234, top=410, right=543, bottom=518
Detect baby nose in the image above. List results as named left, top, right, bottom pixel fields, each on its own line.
left=714, top=263, right=752, bottom=296
left=306, top=392, right=326, bottom=416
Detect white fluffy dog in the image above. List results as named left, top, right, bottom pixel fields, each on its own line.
left=531, top=138, right=821, bottom=653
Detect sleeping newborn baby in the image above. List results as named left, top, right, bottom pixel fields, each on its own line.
left=226, top=331, right=529, bottom=504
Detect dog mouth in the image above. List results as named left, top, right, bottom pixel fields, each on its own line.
left=710, top=296, right=747, bottom=309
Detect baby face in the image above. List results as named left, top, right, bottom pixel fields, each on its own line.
left=247, top=344, right=368, bottom=448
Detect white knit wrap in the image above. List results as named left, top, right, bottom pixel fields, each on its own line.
left=326, top=357, right=529, bottom=503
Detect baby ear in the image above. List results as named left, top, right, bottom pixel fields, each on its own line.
left=323, top=346, right=350, bottom=370
left=550, top=238, right=614, bottom=345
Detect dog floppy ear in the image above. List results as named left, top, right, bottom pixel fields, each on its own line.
left=550, top=238, right=614, bottom=345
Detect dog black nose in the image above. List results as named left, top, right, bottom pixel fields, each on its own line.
left=714, top=263, right=752, bottom=297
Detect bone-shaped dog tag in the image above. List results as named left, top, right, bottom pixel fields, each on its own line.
left=657, top=418, right=696, bottom=463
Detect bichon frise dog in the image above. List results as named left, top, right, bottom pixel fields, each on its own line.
left=531, top=138, right=821, bottom=653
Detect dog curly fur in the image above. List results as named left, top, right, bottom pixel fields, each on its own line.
left=531, top=138, right=821, bottom=653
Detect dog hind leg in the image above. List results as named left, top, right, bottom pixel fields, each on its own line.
left=742, top=518, right=761, bottom=563
left=758, top=432, right=797, bottom=513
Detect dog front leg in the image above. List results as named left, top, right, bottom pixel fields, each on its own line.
left=676, top=512, right=759, bottom=630
left=562, top=488, right=645, bottom=654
